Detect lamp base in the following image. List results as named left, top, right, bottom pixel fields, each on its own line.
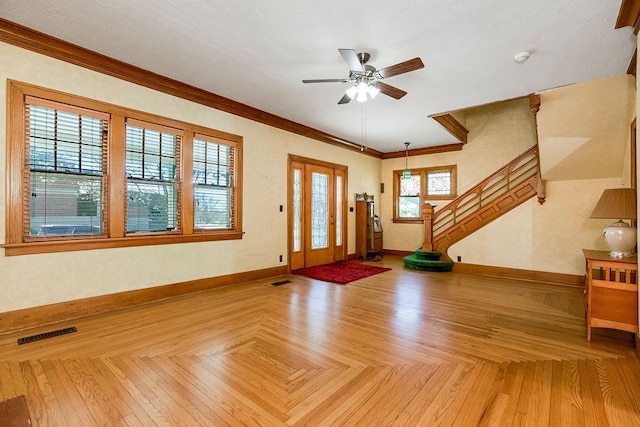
left=603, top=220, right=637, bottom=258
left=608, top=250, right=634, bottom=258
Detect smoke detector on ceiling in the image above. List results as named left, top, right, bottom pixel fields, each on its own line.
left=514, top=51, right=531, bottom=63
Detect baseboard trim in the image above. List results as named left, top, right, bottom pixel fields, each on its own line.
left=381, top=249, right=414, bottom=257
left=0, top=265, right=288, bottom=334
left=452, top=262, right=584, bottom=287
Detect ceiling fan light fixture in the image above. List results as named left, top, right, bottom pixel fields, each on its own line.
left=345, top=85, right=357, bottom=99
left=356, top=82, right=369, bottom=95
left=303, top=48, right=424, bottom=105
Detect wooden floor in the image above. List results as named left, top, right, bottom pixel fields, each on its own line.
left=1, top=256, right=639, bottom=426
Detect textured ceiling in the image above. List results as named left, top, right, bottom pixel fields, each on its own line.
left=0, top=0, right=636, bottom=153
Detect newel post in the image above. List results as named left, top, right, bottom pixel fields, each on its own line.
left=422, top=203, right=435, bottom=252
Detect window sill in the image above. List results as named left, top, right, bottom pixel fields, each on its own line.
left=2, top=231, right=244, bottom=256
left=392, top=219, right=423, bottom=224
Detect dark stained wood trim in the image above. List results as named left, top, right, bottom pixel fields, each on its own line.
left=288, top=154, right=348, bottom=171
left=453, top=262, right=584, bottom=287
left=628, top=49, right=637, bottom=77
left=528, top=94, right=541, bottom=116
left=0, top=265, right=288, bottom=334
left=0, top=17, right=383, bottom=159
left=616, top=0, right=640, bottom=34
left=430, top=114, right=469, bottom=144
left=2, top=231, right=245, bottom=256
left=381, top=143, right=464, bottom=159
left=382, top=249, right=413, bottom=257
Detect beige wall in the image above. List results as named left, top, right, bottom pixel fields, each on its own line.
left=450, top=177, right=621, bottom=274
left=380, top=98, right=537, bottom=252
left=537, top=75, right=635, bottom=181
left=0, top=42, right=381, bottom=312
left=449, top=75, right=635, bottom=275
left=0, top=40, right=635, bottom=313
left=381, top=76, right=634, bottom=276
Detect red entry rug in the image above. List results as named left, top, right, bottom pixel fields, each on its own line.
left=293, top=261, right=391, bottom=284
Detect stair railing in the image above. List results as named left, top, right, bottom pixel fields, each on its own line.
left=422, top=145, right=540, bottom=252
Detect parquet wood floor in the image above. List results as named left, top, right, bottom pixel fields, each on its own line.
left=1, top=256, right=639, bottom=426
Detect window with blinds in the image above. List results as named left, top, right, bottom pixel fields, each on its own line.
left=6, top=81, right=244, bottom=255
left=25, top=98, right=108, bottom=238
left=192, top=135, right=236, bottom=230
left=125, top=120, right=181, bottom=233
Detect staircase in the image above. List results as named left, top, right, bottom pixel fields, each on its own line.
left=404, top=145, right=542, bottom=271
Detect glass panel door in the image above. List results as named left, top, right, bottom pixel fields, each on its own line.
left=311, top=171, right=329, bottom=250
left=289, top=157, right=347, bottom=269
left=304, top=164, right=334, bottom=267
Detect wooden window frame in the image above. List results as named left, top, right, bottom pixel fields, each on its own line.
left=23, top=98, right=110, bottom=242
left=192, top=133, right=240, bottom=232
left=4, top=80, right=243, bottom=256
left=124, top=119, right=183, bottom=235
left=392, top=165, right=457, bottom=224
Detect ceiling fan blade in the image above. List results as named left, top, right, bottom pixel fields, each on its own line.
left=339, top=48, right=364, bottom=72
left=302, top=78, right=350, bottom=83
left=337, top=93, right=352, bottom=104
left=372, top=82, right=407, bottom=99
left=375, top=57, right=424, bottom=79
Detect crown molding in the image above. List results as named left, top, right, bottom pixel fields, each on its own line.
left=381, top=143, right=464, bottom=159
left=0, top=18, right=383, bottom=159
left=616, top=0, right=640, bottom=34
left=431, top=113, right=469, bottom=144
left=528, top=93, right=541, bottom=115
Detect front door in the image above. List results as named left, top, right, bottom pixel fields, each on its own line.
left=289, top=156, right=346, bottom=269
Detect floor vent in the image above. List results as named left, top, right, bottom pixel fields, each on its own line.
left=271, top=280, right=291, bottom=286
left=17, top=326, right=77, bottom=345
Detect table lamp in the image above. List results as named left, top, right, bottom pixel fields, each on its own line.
left=590, top=188, right=637, bottom=257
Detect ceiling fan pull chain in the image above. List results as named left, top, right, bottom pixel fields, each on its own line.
left=361, top=104, right=367, bottom=151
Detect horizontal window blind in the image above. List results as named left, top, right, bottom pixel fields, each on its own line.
left=193, top=135, right=236, bottom=230
left=8, top=82, right=244, bottom=254
left=25, top=100, right=108, bottom=238
left=125, top=121, right=181, bottom=233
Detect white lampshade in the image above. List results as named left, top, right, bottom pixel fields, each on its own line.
left=356, top=82, right=368, bottom=96
left=368, top=85, right=380, bottom=99
left=345, top=85, right=357, bottom=99
left=590, top=188, right=638, bottom=257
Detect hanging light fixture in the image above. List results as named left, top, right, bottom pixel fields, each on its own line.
left=345, top=85, right=357, bottom=99
left=402, top=142, right=411, bottom=179
left=367, top=85, right=380, bottom=99
left=356, top=82, right=369, bottom=102
left=345, top=79, right=380, bottom=103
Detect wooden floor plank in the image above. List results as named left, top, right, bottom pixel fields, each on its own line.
left=0, top=256, right=639, bottom=425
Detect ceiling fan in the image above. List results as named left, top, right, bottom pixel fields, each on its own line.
left=302, top=48, right=424, bottom=104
